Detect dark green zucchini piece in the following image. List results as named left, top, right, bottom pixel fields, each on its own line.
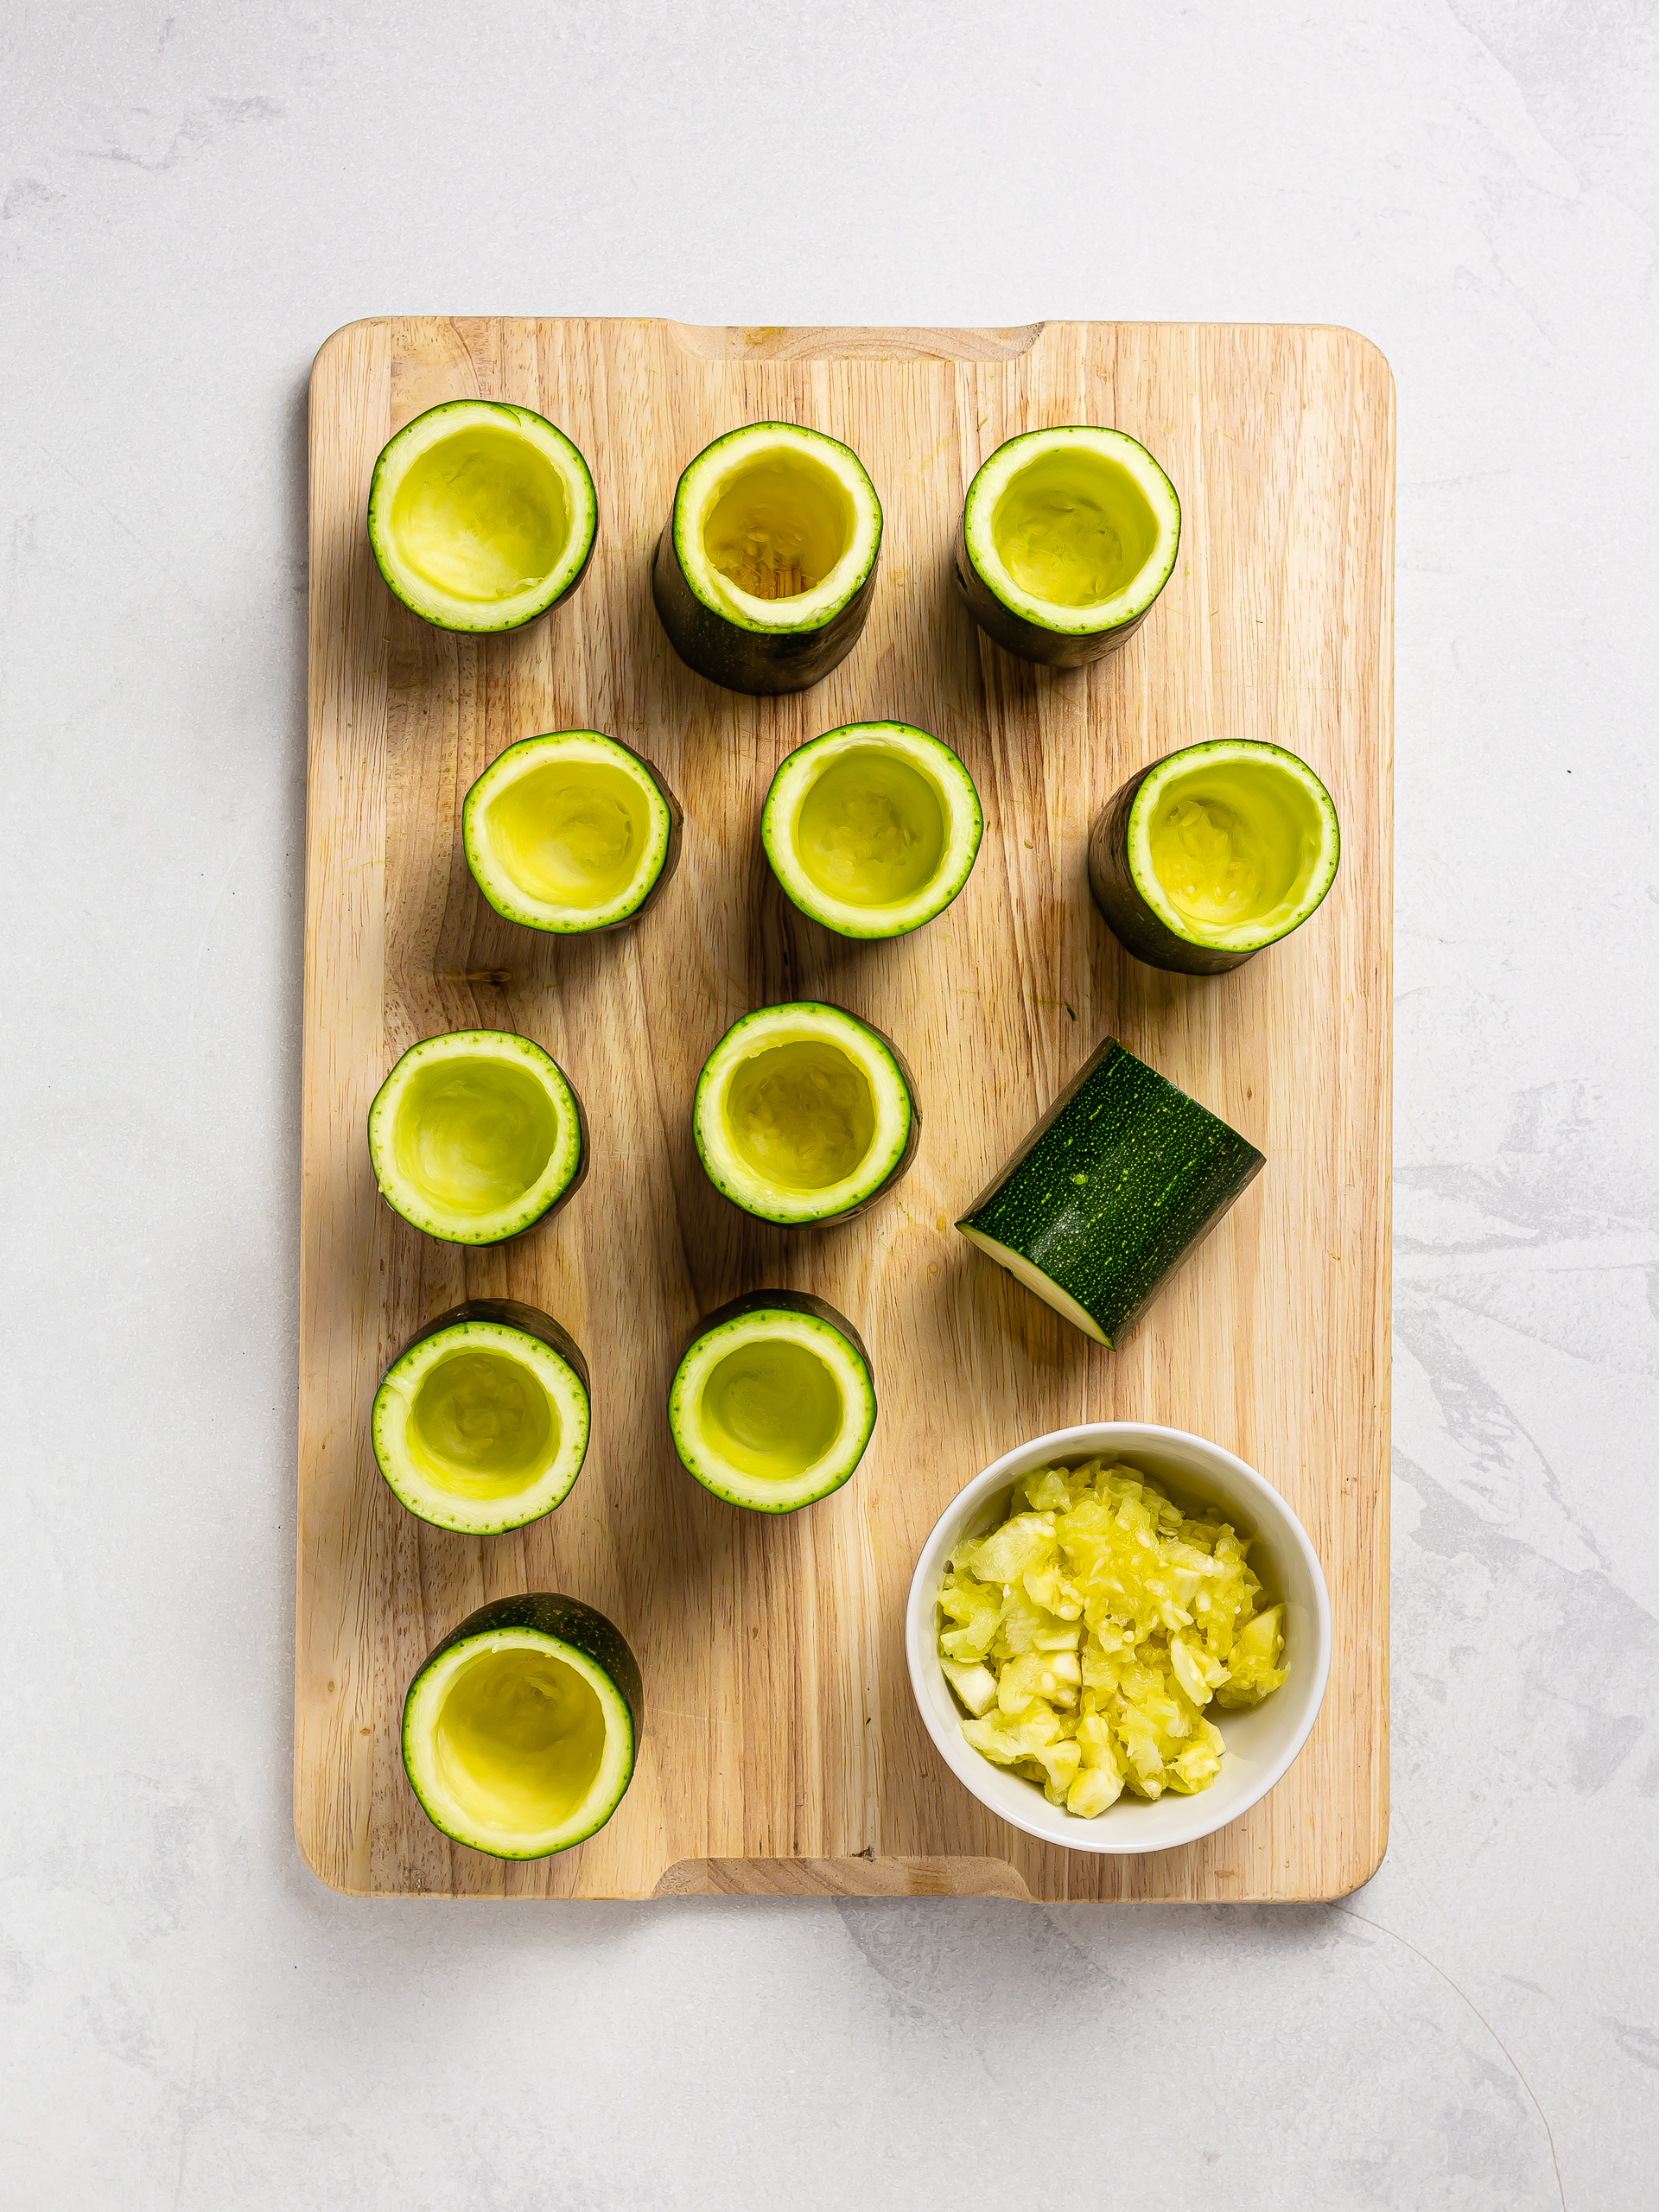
left=652, top=423, right=882, bottom=694
left=464, top=729, right=683, bottom=934
left=402, top=1593, right=641, bottom=1859
left=957, top=1038, right=1263, bottom=1347
left=692, top=1001, right=918, bottom=1226
left=367, top=400, right=597, bottom=635
left=1089, top=739, right=1340, bottom=974
left=955, top=427, right=1179, bottom=668
left=372, top=1299, right=590, bottom=1535
left=668, top=1290, right=877, bottom=1512
left=367, top=1030, right=588, bottom=1246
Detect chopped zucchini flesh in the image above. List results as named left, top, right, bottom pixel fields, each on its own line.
left=938, top=1458, right=1287, bottom=1814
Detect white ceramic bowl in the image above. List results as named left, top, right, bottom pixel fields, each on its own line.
left=906, top=1422, right=1332, bottom=1853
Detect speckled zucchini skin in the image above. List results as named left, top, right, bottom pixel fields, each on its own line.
left=952, top=512, right=1154, bottom=671
left=652, top=528, right=879, bottom=696
left=957, top=1038, right=1265, bottom=1347
left=393, top=1298, right=591, bottom=1395
left=407, top=1593, right=644, bottom=1751
left=1087, top=760, right=1255, bottom=976
left=681, top=1288, right=872, bottom=1376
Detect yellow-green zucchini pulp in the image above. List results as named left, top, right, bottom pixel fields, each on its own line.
left=367, top=400, right=597, bottom=633
left=692, top=1002, right=918, bottom=1226
left=957, top=427, right=1180, bottom=667
left=367, top=1030, right=587, bottom=1244
left=402, top=1594, right=641, bottom=1859
left=1089, top=739, right=1340, bottom=974
left=761, top=722, right=982, bottom=939
left=652, top=423, right=882, bottom=694
left=463, top=730, right=682, bottom=933
left=668, top=1291, right=877, bottom=1511
left=372, top=1300, right=590, bottom=1534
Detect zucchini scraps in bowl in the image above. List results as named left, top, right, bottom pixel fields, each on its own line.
left=936, top=1457, right=1287, bottom=1816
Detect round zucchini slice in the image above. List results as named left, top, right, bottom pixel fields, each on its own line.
left=402, top=1594, right=641, bottom=1860
left=372, top=1300, right=590, bottom=1535
left=956, top=427, right=1180, bottom=668
left=367, top=399, right=598, bottom=635
left=669, top=1292, right=876, bottom=1512
left=693, top=1001, right=918, bottom=1227
left=1089, top=739, right=1340, bottom=974
left=652, top=423, right=882, bottom=694
left=761, top=721, right=983, bottom=940
left=957, top=1038, right=1263, bottom=1348
left=463, top=729, right=683, bottom=934
left=368, top=1030, right=587, bottom=1245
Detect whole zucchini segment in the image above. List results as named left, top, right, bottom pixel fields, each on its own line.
left=761, top=721, right=983, bottom=939
left=367, top=1030, right=588, bottom=1245
left=668, top=1291, right=877, bottom=1512
left=367, top=399, right=597, bottom=634
left=957, top=1038, right=1263, bottom=1347
left=652, top=423, right=882, bottom=694
left=957, top=426, right=1179, bottom=667
left=402, top=1594, right=642, bottom=1859
left=372, top=1299, right=590, bottom=1535
left=1090, top=738, right=1340, bottom=974
left=692, top=1001, right=918, bottom=1226
left=464, top=729, right=683, bottom=934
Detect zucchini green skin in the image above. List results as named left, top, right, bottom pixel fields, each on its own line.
left=953, top=518, right=1156, bottom=669
left=682, top=1288, right=872, bottom=1376
left=1088, top=761, right=1249, bottom=975
left=652, top=527, right=878, bottom=694
left=402, top=1593, right=642, bottom=1858
left=393, top=1298, right=591, bottom=1396
left=957, top=1039, right=1264, bottom=1347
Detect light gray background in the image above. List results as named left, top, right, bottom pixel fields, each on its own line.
left=3, top=2, right=1654, bottom=2205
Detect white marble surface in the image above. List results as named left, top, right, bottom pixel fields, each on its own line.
left=3, top=3, right=1655, bottom=2204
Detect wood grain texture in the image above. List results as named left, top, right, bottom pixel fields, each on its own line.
left=299, top=318, right=1393, bottom=1903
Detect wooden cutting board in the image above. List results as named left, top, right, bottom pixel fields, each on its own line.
left=299, top=317, right=1392, bottom=1901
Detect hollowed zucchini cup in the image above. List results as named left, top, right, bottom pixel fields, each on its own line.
left=402, top=1594, right=642, bottom=1860
left=368, top=1030, right=588, bottom=1246
left=463, top=730, right=683, bottom=934
left=693, top=1001, right=918, bottom=1227
left=668, top=1292, right=877, bottom=1513
left=372, top=1300, right=590, bottom=1535
left=652, top=423, right=882, bottom=694
left=1088, top=739, right=1340, bottom=975
left=367, top=399, right=597, bottom=635
left=956, top=427, right=1179, bottom=668
left=761, top=721, right=983, bottom=940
